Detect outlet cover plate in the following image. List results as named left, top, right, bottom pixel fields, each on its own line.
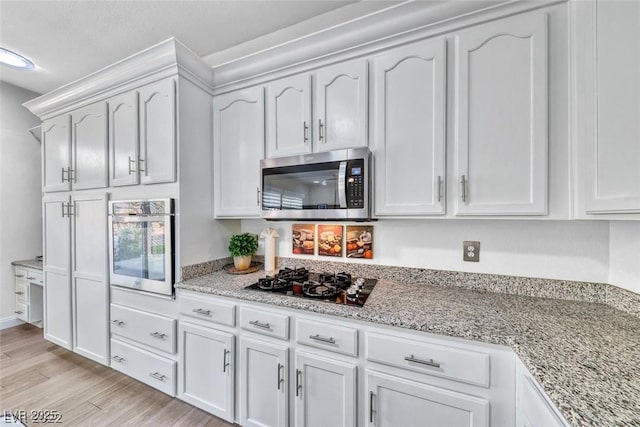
left=463, top=241, right=480, bottom=262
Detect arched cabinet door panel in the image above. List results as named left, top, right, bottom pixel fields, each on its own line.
left=42, top=115, right=71, bottom=192
left=213, top=86, right=265, bottom=218
left=455, top=12, right=548, bottom=216
left=371, top=37, right=447, bottom=216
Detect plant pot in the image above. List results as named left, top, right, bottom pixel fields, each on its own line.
left=233, top=255, right=252, bottom=271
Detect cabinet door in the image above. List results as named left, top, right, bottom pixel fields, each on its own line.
left=41, top=115, right=71, bottom=192
left=43, top=195, right=72, bottom=349
left=455, top=12, right=548, bottom=215
left=213, top=87, right=265, bottom=218
left=372, top=38, right=446, bottom=216
left=575, top=0, right=640, bottom=214
left=266, top=74, right=312, bottom=158
left=314, top=58, right=368, bottom=151
left=139, top=78, right=177, bottom=184
left=366, top=371, right=489, bottom=427
left=71, top=102, right=108, bottom=190
left=295, top=351, right=356, bottom=427
left=239, top=336, right=288, bottom=427
left=178, top=322, right=235, bottom=422
left=72, top=193, right=108, bottom=365
left=109, top=91, right=140, bottom=187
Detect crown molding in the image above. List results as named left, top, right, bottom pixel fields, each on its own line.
left=23, top=38, right=213, bottom=119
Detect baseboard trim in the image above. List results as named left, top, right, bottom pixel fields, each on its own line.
left=0, top=316, right=25, bottom=330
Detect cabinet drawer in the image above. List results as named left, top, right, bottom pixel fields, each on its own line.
left=110, top=339, right=176, bottom=396
left=15, top=283, right=29, bottom=303
left=110, top=304, right=176, bottom=354
left=26, top=270, right=43, bottom=285
left=14, top=302, right=28, bottom=322
left=179, top=294, right=235, bottom=327
left=14, top=268, right=27, bottom=284
left=296, top=317, right=358, bottom=356
left=239, top=305, right=289, bottom=340
left=366, top=332, right=490, bottom=387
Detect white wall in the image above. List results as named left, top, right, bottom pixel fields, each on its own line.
left=609, top=221, right=640, bottom=293
left=0, top=82, right=42, bottom=321
left=242, top=219, right=611, bottom=284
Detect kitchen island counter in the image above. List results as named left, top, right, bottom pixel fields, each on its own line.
left=176, top=269, right=640, bottom=427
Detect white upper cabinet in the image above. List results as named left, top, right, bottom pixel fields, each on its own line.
left=213, top=86, right=265, bottom=218
left=266, top=74, right=312, bottom=158
left=42, top=115, right=71, bottom=192
left=108, top=91, right=140, bottom=187
left=574, top=0, right=640, bottom=215
left=314, top=58, right=368, bottom=152
left=372, top=38, right=447, bottom=216
left=454, top=12, right=548, bottom=215
left=139, top=78, right=177, bottom=185
left=71, top=103, right=108, bottom=190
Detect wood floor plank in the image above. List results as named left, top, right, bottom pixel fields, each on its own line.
left=0, top=324, right=236, bottom=426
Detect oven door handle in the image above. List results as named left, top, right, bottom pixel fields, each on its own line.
left=338, top=161, right=348, bottom=209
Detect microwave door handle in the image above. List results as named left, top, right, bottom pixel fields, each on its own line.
left=338, top=161, right=348, bottom=208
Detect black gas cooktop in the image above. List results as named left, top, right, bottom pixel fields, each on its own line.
left=245, top=267, right=377, bottom=307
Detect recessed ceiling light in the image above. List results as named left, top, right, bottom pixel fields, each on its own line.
left=0, top=47, right=35, bottom=70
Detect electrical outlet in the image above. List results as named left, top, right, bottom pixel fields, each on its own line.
left=463, top=241, right=480, bottom=262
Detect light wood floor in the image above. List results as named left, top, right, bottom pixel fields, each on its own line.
left=0, top=324, right=235, bottom=426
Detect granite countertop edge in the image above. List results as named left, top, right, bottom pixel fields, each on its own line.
left=11, top=258, right=43, bottom=270
left=175, top=270, right=640, bottom=427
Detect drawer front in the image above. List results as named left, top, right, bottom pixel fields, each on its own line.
left=179, top=294, right=235, bottom=327
left=110, top=304, right=177, bottom=354
left=14, top=302, right=28, bottom=322
left=26, top=270, right=43, bottom=285
left=14, top=268, right=27, bottom=285
left=296, top=317, right=358, bottom=356
left=239, top=305, right=289, bottom=340
left=15, top=283, right=29, bottom=303
left=110, top=339, right=176, bottom=396
left=366, top=332, right=490, bottom=387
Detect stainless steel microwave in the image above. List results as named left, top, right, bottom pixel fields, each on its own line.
left=260, top=147, right=372, bottom=220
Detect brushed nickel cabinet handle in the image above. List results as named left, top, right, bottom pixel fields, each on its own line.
left=111, top=355, right=125, bottom=363
left=66, top=202, right=75, bottom=217
left=14, top=310, right=23, bottom=315
left=277, top=363, right=284, bottom=390
left=249, top=320, right=270, bottom=329
left=137, top=158, right=145, bottom=172
left=223, top=349, right=230, bottom=373
left=67, top=167, right=75, bottom=183
left=14, top=274, right=25, bottom=278
left=150, top=332, right=168, bottom=340
left=15, top=291, right=24, bottom=295
left=309, top=334, right=336, bottom=344
left=61, top=202, right=67, bottom=218
left=128, top=156, right=137, bottom=174
left=296, top=369, right=302, bottom=397
left=256, top=187, right=261, bottom=207
left=369, top=391, right=375, bottom=423
left=404, top=354, right=441, bottom=368
left=111, top=320, right=125, bottom=327
left=303, top=121, right=309, bottom=143
left=61, top=167, right=67, bottom=183
left=437, top=175, right=443, bottom=202
left=149, top=372, right=167, bottom=382
left=461, top=175, right=467, bottom=202
left=192, top=308, right=212, bottom=317
left=318, top=119, right=324, bottom=142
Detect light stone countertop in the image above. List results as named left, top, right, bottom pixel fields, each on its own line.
left=176, top=270, right=640, bottom=427
left=11, top=258, right=43, bottom=271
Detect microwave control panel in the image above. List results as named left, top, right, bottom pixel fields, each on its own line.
left=346, top=159, right=365, bottom=209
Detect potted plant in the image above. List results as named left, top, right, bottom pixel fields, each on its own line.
left=229, top=233, right=258, bottom=270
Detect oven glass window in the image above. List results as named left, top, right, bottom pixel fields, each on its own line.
left=263, top=162, right=340, bottom=210
left=112, top=220, right=166, bottom=281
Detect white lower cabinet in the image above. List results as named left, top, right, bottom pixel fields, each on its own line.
left=178, top=322, right=235, bottom=422
left=366, top=370, right=490, bottom=427
left=13, top=267, right=43, bottom=326
left=240, top=336, right=289, bottom=427
left=294, top=351, right=356, bottom=427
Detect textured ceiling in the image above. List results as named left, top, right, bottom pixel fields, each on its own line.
left=0, top=0, right=370, bottom=94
